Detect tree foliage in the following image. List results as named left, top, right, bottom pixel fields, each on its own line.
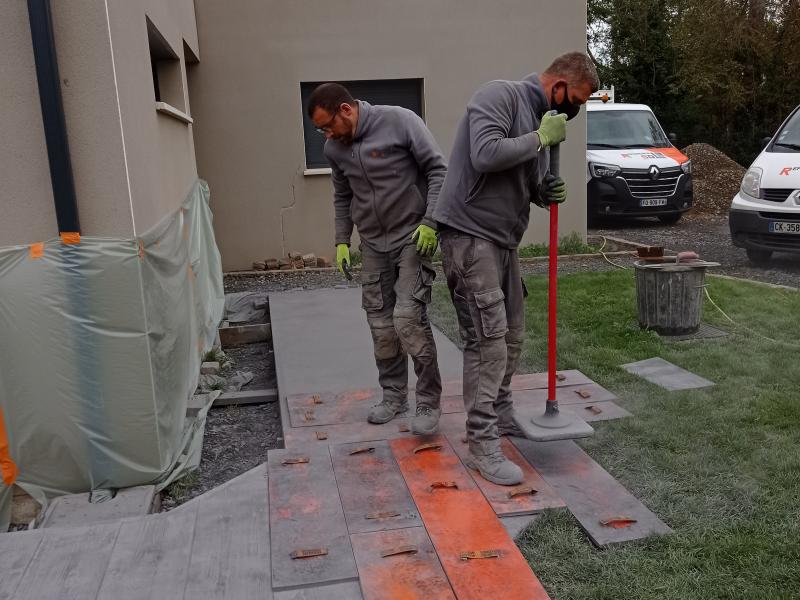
left=589, top=0, right=800, bottom=165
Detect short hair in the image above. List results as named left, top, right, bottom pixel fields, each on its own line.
left=544, top=52, right=600, bottom=93
left=307, top=83, right=355, bottom=119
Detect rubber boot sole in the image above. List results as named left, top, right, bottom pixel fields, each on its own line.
left=463, top=456, right=523, bottom=487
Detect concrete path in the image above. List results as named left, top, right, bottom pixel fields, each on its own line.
left=269, top=287, right=463, bottom=398
left=0, top=287, right=669, bottom=599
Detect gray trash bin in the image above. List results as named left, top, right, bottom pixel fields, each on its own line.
left=634, top=260, right=718, bottom=335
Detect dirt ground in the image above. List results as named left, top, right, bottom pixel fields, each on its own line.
left=161, top=305, right=282, bottom=509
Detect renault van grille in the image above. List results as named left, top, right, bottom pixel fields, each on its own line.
left=759, top=212, right=800, bottom=221
left=620, top=166, right=682, bottom=199
left=760, top=189, right=795, bottom=203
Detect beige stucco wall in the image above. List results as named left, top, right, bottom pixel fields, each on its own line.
left=0, top=0, right=199, bottom=247
left=192, top=0, right=588, bottom=271
left=101, top=0, right=200, bottom=235
left=0, top=1, right=58, bottom=246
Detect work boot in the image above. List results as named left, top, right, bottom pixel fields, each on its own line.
left=367, top=397, right=409, bottom=424
left=411, top=403, right=441, bottom=435
left=464, top=449, right=524, bottom=486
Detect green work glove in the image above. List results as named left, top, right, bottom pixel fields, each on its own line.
left=536, top=112, right=568, bottom=148
left=336, top=243, right=350, bottom=274
left=541, top=173, right=567, bottom=205
left=411, top=224, right=438, bottom=257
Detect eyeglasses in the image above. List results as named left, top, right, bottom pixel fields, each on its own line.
left=315, top=109, right=339, bottom=134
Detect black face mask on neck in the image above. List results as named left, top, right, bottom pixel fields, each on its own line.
left=550, top=84, right=580, bottom=120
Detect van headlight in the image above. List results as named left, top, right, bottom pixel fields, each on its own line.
left=590, top=163, right=621, bottom=178
left=740, top=167, right=762, bottom=199
left=681, top=160, right=692, bottom=175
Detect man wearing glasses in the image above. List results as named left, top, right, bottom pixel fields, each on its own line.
left=307, top=83, right=446, bottom=434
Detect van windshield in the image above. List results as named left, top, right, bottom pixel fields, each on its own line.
left=772, top=108, right=800, bottom=152
left=588, top=110, right=671, bottom=150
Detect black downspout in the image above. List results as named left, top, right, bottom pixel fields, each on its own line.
left=27, top=0, right=80, bottom=234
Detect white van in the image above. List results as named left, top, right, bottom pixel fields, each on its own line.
left=729, top=104, right=800, bottom=263
left=587, top=94, right=693, bottom=224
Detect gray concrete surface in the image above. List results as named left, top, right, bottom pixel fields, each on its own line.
left=39, top=486, right=157, bottom=530
left=270, top=287, right=463, bottom=398
left=622, top=357, right=715, bottom=391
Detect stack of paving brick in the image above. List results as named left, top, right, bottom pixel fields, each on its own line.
left=251, top=253, right=332, bottom=271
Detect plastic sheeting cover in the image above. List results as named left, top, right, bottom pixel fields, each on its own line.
left=0, top=180, right=224, bottom=529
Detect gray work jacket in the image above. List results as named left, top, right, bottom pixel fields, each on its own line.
left=325, top=101, right=447, bottom=252
left=433, top=74, right=550, bottom=249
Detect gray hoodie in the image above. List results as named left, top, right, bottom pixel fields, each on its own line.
left=433, top=74, right=550, bottom=249
left=324, top=101, right=447, bottom=253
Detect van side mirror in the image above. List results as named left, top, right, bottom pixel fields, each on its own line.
left=668, top=133, right=677, bottom=144
left=761, top=136, right=772, bottom=148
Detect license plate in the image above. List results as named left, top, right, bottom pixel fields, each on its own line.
left=769, top=221, right=800, bottom=234
left=640, top=198, right=667, bottom=207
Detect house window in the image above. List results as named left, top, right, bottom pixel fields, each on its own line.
left=146, top=17, right=183, bottom=111
left=301, top=79, right=424, bottom=169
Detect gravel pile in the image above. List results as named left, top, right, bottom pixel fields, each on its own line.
left=682, top=143, right=746, bottom=219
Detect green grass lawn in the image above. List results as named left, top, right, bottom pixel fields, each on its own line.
left=429, top=270, right=800, bottom=600
left=516, top=232, right=597, bottom=258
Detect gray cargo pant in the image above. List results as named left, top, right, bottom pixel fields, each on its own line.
left=360, top=242, right=442, bottom=408
left=439, top=230, right=525, bottom=455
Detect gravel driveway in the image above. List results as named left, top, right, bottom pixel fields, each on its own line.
left=591, top=215, right=800, bottom=288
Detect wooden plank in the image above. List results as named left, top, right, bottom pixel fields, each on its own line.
left=268, top=446, right=358, bottom=590
left=444, top=433, right=565, bottom=516
left=331, top=441, right=422, bottom=534
left=510, top=438, right=672, bottom=546
left=184, top=464, right=272, bottom=599
left=96, top=505, right=198, bottom=599
left=350, top=527, right=455, bottom=600
left=274, top=581, right=363, bottom=599
left=220, top=323, right=272, bottom=347
left=442, top=369, right=593, bottom=396
left=0, top=529, right=44, bottom=600
left=215, top=388, right=278, bottom=407
left=510, top=382, right=618, bottom=406
left=15, top=522, right=121, bottom=600
left=283, top=416, right=415, bottom=449
left=572, top=401, right=633, bottom=422
left=390, top=436, right=551, bottom=600
left=287, top=388, right=389, bottom=428
left=288, top=389, right=464, bottom=428
left=505, top=385, right=628, bottom=427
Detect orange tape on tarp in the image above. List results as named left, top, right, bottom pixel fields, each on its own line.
left=29, top=242, right=44, bottom=259
left=59, top=232, right=81, bottom=245
left=0, top=407, right=18, bottom=486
